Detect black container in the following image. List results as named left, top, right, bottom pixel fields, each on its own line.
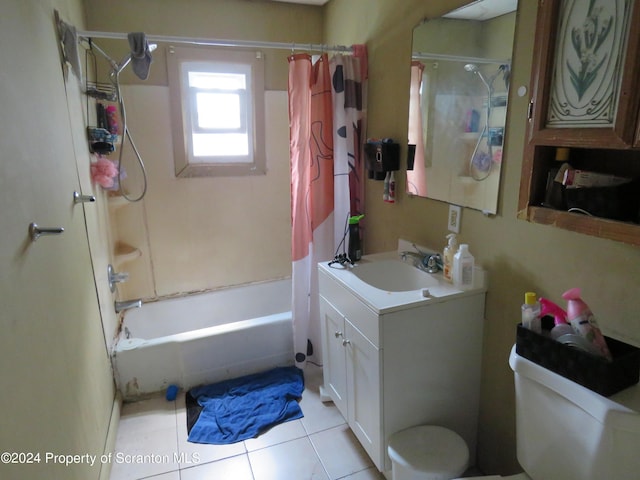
left=365, top=142, right=400, bottom=173
left=516, top=324, right=640, bottom=397
left=348, top=221, right=362, bottom=262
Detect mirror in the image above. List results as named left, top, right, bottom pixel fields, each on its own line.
left=406, top=0, right=517, bottom=214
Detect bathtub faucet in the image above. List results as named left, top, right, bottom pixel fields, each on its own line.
left=114, top=299, right=142, bottom=314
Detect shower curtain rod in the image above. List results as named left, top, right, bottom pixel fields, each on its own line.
left=412, top=51, right=509, bottom=65
left=77, top=30, right=353, bottom=54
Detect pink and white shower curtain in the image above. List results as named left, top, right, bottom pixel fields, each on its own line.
left=288, top=47, right=367, bottom=368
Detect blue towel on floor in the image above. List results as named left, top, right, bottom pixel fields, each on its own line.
left=187, top=366, right=304, bottom=444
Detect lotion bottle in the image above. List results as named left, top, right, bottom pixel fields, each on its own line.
left=443, top=233, right=457, bottom=283
left=521, top=292, right=541, bottom=334
left=452, top=244, right=474, bottom=290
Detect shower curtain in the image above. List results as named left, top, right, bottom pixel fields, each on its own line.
left=288, top=47, right=367, bottom=367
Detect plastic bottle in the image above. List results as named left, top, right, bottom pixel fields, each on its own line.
left=452, top=244, right=474, bottom=290
left=521, top=292, right=541, bottom=334
left=347, top=214, right=365, bottom=263
left=539, top=297, right=572, bottom=339
left=443, top=233, right=457, bottom=283
left=383, top=172, right=390, bottom=201
left=387, top=172, right=396, bottom=203
left=105, top=105, right=118, bottom=135
left=562, top=288, right=612, bottom=361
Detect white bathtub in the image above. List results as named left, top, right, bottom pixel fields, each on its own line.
left=112, top=279, right=293, bottom=400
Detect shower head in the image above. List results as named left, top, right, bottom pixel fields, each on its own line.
left=111, top=44, right=157, bottom=77
left=464, top=63, right=491, bottom=93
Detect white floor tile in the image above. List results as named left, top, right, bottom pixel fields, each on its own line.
left=180, top=454, right=254, bottom=480
left=244, top=418, right=308, bottom=452
left=110, top=398, right=179, bottom=479
left=111, top=367, right=388, bottom=480
left=310, top=424, right=374, bottom=480
left=249, top=437, right=329, bottom=480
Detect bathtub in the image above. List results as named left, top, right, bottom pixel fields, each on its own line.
left=112, top=279, right=293, bottom=400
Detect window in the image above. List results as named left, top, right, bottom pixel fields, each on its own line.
left=168, top=46, right=265, bottom=177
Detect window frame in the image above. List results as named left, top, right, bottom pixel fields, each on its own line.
left=167, top=45, right=266, bottom=177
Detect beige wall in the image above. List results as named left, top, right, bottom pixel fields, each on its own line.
left=326, top=0, right=640, bottom=476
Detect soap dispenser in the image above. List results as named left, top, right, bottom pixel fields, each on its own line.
left=443, top=233, right=457, bottom=283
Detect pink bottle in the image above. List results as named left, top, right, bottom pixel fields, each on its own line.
left=562, top=288, right=612, bottom=361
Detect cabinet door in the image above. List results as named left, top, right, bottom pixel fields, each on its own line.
left=528, top=0, right=640, bottom=148
left=320, top=297, right=348, bottom=416
left=345, top=320, right=382, bottom=471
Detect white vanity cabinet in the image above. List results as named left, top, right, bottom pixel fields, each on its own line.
left=318, top=259, right=486, bottom=474
left=320, top=295, right=382, bottom=468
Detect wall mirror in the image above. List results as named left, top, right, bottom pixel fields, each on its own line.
left=406, top=0, right=518, bottom=214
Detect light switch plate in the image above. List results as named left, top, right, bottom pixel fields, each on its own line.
left=448, top=204, right=461, bottom=233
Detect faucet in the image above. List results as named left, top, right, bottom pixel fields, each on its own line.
left=400, top=244, right=442, bottom=274
left=114, top=299, right=142, bottom=314
left=108, top=264, right=129, bottom=293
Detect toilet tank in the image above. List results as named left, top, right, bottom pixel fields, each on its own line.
left=509, top=345, right=640, bottom=480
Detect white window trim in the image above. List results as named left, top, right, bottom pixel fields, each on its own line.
left=167, top=45, right=266, bottom=177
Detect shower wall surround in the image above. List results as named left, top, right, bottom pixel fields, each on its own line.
left=112, top=87, right=291, bottom=299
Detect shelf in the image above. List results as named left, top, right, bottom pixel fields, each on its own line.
left=518, top=206, right=640, bottom=247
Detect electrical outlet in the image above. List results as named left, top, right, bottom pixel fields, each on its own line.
left=448, top=204, right=461, bottom=233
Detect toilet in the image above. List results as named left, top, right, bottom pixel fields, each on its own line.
left=388, top=425, right=469, bottom=480
left=388, top=345, right=640, bottom=480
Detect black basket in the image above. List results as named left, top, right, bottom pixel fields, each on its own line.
left=516, top=324, right=640, bottom=397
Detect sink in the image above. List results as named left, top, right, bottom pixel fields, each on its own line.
left=350, top=259, right=439, bottom=292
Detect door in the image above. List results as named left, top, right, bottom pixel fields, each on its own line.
left=0, top=2, right=115, bottom=478
left=320, top=297, right=348, bottom=416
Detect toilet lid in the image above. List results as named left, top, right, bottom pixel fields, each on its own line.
left=388, top=426, right=469, bottom=476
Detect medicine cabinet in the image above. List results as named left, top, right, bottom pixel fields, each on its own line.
left=518, top=0, right=640, bottom=245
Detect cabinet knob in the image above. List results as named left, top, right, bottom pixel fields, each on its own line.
left=334, top=331, right=343, bottom=338
left=342, top=339, right=351, bottom=346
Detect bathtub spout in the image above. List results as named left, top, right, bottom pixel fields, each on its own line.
left=115, top=299, right=142, bottom=314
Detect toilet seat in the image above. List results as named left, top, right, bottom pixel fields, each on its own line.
left=455, top=474, right=530, bottom=480
left=388, top=425, right=469, bottom=480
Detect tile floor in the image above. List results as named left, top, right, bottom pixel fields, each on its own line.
left=109, top=364, right=386, bottom=480
left=109, top=364, right=483, bottom=480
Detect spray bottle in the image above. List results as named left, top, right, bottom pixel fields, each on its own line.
left=443, top=233, right=457, bottom=283
left=348, top=214, right=365, bottom=263
left=562, top=288, right=612, bottom=361
left=539, top=298, right=573, bottom=339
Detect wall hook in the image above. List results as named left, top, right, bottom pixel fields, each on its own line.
left=73, top=191, right=96, bottom=204
left=29, top=222, right=64, bottom=242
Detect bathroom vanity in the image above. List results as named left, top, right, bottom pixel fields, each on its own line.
left=318, top=245, right=486, bottom=473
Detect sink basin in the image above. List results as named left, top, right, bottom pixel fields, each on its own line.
left=350, top=259, right=439, bottom=292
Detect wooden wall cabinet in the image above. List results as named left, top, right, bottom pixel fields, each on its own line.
left=519, top=0, right=640, bottom=245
